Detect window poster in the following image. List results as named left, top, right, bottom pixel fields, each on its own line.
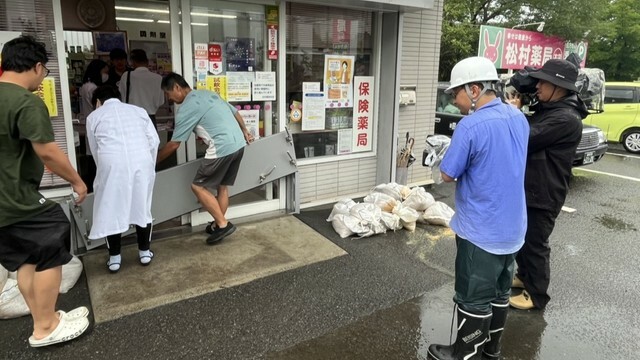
left=208, top=43, right=223, bottom=75
left=252, top=71, right=276, bottom=101
left=338, top=128, right=353, bottom=155
left=225, top=37, right=255, bottom=72
left=156, top=53, right=172, bottom=74
left=238, top=109, right=260, bottom=140
left=301, top=92, right=325, bottom=131
left=33, top=77, right=58, bottom=117
left=205, top=75, right=227, bottom=100
left=324, top=55, right=354, bottom=108
left=352, top=76, right=374, bottom=153
left=226, top=72, right=253, bottom=102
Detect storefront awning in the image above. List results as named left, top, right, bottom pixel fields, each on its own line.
left=293, top=0, right=434, bottom=12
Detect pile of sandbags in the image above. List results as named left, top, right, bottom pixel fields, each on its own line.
left=327, top=182, right=455, bottom=239
left=0, top=256, right=83, bottom=319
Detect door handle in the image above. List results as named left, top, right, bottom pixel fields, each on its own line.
left=259, top=166, right=277, bottom=183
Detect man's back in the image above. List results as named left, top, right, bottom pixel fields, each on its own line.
left=119, top=67, right=164, bottom=115
left=441, top=98, right=530, bottom=254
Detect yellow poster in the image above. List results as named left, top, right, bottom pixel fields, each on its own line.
left=206, top=75, right=227, bottom=100
left=33, top=77, right=58, bottom=117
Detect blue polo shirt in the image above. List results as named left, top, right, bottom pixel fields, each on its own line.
left=171, top=90, right=245, bottom=159
left=440, top=98, right=529, bottom=254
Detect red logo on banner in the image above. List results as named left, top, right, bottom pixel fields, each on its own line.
left=268, top=24, right=278, bottom=60
left=208, top=44, right=222, bottom=62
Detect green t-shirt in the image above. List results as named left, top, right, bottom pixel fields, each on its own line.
left=0, top=82, right=56, bottom=227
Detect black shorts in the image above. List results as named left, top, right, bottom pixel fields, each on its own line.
left=0, top=204, right=73, bottom=272
left=193, top=148, right=244, bottom=190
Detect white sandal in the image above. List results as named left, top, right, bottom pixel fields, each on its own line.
left=57, top=306, right=89, bottom=320
left=139, top=250, right=154, bottom=266
left=107, top=258, right=121, bottom=273
left=28, top=316, right=89, bottom=347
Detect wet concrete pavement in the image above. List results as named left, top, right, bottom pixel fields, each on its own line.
left=1, top=149, right=639, bottom=359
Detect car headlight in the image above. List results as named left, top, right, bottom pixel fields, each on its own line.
left=597, top=130, right=607, bottom=144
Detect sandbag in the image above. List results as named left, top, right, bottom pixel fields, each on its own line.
left=60, top=256, right=83, bottom=294
left=423, top=201, right=455, bottom=227
left=380, top=212, right=403, bottom=231
left=402, top=187, right=436, bottom=211
left=392, top=203, right=420, bottom=232
left=0, top=266, right=7, bottom=293
left=327, top=198, right=357, bottom=221
left=331, top=214, right=370, bottom=239
left=0, top=279, right=30, bottom=319
left=371, top=183, right=403, bottom=201
left=363, top=192, right=397, bottom=213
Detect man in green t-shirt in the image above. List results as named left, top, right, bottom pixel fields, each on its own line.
left=0, top=35, right=90, bottom=347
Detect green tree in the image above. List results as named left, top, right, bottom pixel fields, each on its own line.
left=439, top=0, right=608, bottom=80
left=587, top=0, right=640, bottom=81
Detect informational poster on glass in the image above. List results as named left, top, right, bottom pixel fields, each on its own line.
left=156, top=53, right=172, bottom=74
left=301, top=92, right=325, bottom=131
left=324, top=55, right=354, bottom=108
left=338, top=128, right=353, bottom=155
left=252, top=72, right=276, bottom=101
left=238, top=109, right=260, bottom=140
left=225, top=37, right=255, bottom=72
left=33, top=77, right=58, bottom=117
left=208, top=43, right=223, bottom=75
left=205, top=75, right=227, bottom=100
left=227, top=72, right=253, bottom=102
left=352, top=76, right=374, bottom=153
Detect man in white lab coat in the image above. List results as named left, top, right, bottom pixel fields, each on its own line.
left=86, top=85, right=160, bottom=273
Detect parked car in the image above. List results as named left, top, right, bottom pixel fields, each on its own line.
left=434, top=83, right=608, bottom=166
left=583, top=81, right=640, bottom=154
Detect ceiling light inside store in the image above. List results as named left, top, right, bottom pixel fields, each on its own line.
left=115, top=6, right=169, bottom=14
left=157, top=20, right=207, bottom=26
left=116, top=17, right=155, bottom=23
left=190, top=12, right=236, bottom=19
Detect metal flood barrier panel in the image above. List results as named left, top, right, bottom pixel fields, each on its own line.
left=68, top=130, right=299, bottom=253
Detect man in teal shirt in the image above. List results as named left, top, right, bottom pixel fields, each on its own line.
left=158, top=73, right=253, bottom=244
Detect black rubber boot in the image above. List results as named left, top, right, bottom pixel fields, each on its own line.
left=482, top=302, right=509, bottom=359
left=428, top=306, right=491, bottom=360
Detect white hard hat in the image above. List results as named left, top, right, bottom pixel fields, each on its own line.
left=445, top=56, right=499, bottom=94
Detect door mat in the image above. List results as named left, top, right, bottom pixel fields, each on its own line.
left=83, top=216, right=347, bottom=323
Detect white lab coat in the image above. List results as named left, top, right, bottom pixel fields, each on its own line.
left=86, top=98, right=160, bottom=239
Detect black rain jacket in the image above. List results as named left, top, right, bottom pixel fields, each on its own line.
left=525, top=94, right=589, bottom=212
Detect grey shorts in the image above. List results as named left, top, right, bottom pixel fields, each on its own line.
left=193, top=148, right=244, bottom=190
left=0, top=204, right=73, bottom=272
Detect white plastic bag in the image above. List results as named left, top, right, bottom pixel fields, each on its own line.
left=380, top=212, right=403, bottom=231
left=327, top=198, right=357, bottom=221
left=372, top=183, right=403, bottom=201
left=392, top=203, right=420, bottom=231
left=402, top=187, right=436, bottom=211
left=0, top=266, right=7, bottom=294
left=331, top=214, right=367, bottom=238
left=349, top=203, right=383, bottom=225
left=60, top=256, right=83, bottom=294
left=363, top=192, right=398, bottom=213
left=423, top=201, right=455, bottom=227
left=0, top=279, right=30, bottom=319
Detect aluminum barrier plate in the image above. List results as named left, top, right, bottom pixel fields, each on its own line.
left=70, top=130, right=298, bottom=252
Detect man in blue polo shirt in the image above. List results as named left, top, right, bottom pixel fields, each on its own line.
left=427, top=57, right=529, bottom=360
left=157, top=73, right=253, bottom=245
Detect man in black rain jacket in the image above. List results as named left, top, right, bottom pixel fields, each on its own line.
left=509, top=59, right=589, bottom=310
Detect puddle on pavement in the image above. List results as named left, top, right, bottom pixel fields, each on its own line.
left=595, top=214, right=637, bottom=231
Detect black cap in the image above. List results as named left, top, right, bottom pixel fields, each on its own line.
left=528, top=59, right=578, bottom=92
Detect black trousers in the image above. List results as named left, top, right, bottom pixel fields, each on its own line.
left=515, top=207, right=559, bottom=309
left=106, top=223, right=152, bottom=256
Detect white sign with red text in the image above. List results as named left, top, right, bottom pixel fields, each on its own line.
left=352, top=76, right=374, bottom=153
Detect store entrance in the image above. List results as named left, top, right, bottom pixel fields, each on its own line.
left=63, top=0, right=285, bottom=229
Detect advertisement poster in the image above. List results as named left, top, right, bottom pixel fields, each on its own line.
left=252, top=71, right=276, bottom=101
left=205, top=75, right=227, bottom=100
left=338, top=129, right=353, bottom=155
left=33, top=77, right=58, bottom=117
left=303, top=82, right=321, bottom=93
left=324, top=55, right=354, bottom=108
left=225, top=37, right=255, bottom=72
left=266, top=6, right=278, bottom=60
left=194, top=43, right=208, bottom=59
left=226, top=72, right=253, bottom=101
left=352, top=76, right=374, bottom=153
left=208, top=43, right=223, bottom=75
left=238, top=109, right=260, bottom=139
left=478, top=25, right=588, bottom=69
left=301, top=92, right=325, bottom=131
left=156, top=53, right=172, bottom=74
